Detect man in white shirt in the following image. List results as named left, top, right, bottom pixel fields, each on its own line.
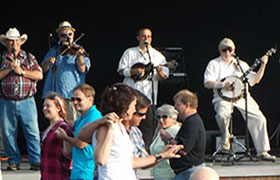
left=203, top=38, right=276, bottom=161
left=118, top=28, right=169, bottom=148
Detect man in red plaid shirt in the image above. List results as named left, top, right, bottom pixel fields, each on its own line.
left=0, top=27, right=43, bottom=171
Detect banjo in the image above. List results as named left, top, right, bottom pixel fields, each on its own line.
left=217, top=46, right=277, bottom=102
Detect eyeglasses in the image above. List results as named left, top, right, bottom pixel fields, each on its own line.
left=157, top=115, right=169, bottom=120
left=222, top=48, right=233, bottom=53
left=134, top=111, right=146, bottom=117
left=60, top=32, right=73, bottom=38
left=71, top=97, right=82, bottom=103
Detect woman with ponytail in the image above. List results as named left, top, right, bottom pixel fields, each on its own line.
left=40, top=92, right=73, bottom=180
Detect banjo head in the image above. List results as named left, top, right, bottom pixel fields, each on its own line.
left=217, top=76, right=244, bottom=102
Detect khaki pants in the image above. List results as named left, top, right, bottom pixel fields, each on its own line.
left=213, top=95, right=270, bottom=154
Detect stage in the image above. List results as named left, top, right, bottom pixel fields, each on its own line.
left=0, top=155, right=279, bottom=180
left=139, top=154, right=280, bottom=180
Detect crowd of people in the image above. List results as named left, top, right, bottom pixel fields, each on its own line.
left=0, top=20, right=277, bottom=180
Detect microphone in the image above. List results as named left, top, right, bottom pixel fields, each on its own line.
left=67, top=36, right=72, bottom=47
left=144, top=40, right=149, bottom=46
left=12, top=48, right=17, bottom=61
left=232, top=53, right=239, bottom=59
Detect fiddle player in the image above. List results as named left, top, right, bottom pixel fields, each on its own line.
left=41, top=21, right=91, bottom=121
left=117, top=27, right=169, bottom=148
left=203, top=37, right=276, bottom=161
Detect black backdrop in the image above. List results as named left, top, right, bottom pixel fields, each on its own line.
left=1, top=0, right=280, bottom=150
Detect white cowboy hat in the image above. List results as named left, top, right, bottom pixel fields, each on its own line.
left=0, top=28, right=28, bottom=47
left=55, top=21, right=76, bottom=33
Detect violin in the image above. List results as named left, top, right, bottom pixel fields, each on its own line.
left=59, top=33, right=89, bottom=57
left=60, top=44, right=90, bottom=57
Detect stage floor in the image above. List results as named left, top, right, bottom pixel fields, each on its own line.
left=1, top=154, right=279, bottom=179
left=139, top=154, right=280, bottom=179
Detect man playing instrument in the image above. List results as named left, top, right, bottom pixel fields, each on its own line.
left=41, top=21, right=91, bottom=122
left=118, top=28, right=169, bottom=148
left=203, top=37, right=276, bottom=161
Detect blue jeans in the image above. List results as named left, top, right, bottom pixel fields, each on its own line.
left=0, top=97, right=40, bottom=164
left=174, top=163, right=205, bottom=180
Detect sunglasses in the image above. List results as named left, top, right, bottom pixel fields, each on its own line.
left=71, top=97, right=82, bottom=103
left=134, top=111, right=146, bottom=117
left=157, top=115, right=169, bottom=120
left=222, top=48, right=233, bottom=52
left=60, top=32, right=73, bottom=38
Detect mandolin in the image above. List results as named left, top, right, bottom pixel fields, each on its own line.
left=130, top=60, right=178, bottom=82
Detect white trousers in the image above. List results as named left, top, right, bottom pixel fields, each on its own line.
left=213, top=96, right=270, bottom=154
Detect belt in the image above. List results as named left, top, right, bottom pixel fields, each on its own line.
left=0, top=96, right=32, bottom=101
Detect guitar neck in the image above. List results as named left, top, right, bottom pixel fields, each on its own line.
left=240, top=59, right=261, bottom=79
left=240, top=46, right=276, bottom=80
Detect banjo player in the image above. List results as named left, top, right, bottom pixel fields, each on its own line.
left=203, top=37, right=276, bottom=161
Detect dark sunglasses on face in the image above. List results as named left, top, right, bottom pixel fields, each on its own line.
left=157, top=115, right=169, bottom=120
left=61, top=32, right=73, bottom=38
left=71, top=97, right=82, bottom=103
left=222, top=47, right=233, bottom=53
left=134, top=111, right=146, bottom=117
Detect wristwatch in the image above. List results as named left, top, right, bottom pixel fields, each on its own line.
left=154, top=153, right=163, bottom=162
left=22, top=70, right=25, bottom=76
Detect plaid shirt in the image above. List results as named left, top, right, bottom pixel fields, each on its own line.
left=129, top=127, right=149, bottom=158
left=40, top=120, right=73, bottom=180
left=0, top=50, right=42, bottom=99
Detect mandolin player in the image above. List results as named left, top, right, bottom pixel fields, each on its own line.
left=118, top=27, right=169, bottom=148
left=203, top=37, right=276, bottom=161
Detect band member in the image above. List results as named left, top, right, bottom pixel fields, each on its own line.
left=0, top=27, right=42, bottom=170
left=117, top=27, right=169, bottom=147
left=41, top=21, right=91, bottom=121
left=203, top=37, right=276, bottom=161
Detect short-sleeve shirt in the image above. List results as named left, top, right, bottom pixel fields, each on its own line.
left=71, top=105, right=102, bottom=179
left=169, top=113, right=206, bottom=174
left=0, top=50, right=42, bottom=99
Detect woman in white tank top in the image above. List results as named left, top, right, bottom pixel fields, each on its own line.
left=92, top=83, right=183, bottom=180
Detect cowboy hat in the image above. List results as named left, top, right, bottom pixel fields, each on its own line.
left=0, top=28, right=28, bottom=47
left=55, top=21, right=76, bottom=33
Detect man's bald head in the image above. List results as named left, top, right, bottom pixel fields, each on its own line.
left=191, top=167, right=219, bottom=180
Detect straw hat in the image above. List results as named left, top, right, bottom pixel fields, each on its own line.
left=0, top=28, right=27, bottom=47
left=55, top=21, right=76, bottom=33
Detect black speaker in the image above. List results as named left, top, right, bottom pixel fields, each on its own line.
left=157, top=47, right=189, bottom=105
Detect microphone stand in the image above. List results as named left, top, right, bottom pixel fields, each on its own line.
left=234, top=54, right=254, bottom=161
left=51, top=33, right=85, bottom=93
left=146, top=43, right=157, bottom=138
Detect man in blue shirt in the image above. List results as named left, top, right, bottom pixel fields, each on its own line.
left=56, top=83, right=102, bottom=180
left=41, top=21, right=91, bottom=121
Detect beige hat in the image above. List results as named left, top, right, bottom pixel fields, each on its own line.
left=218, top=38, right=235, bottom=50
left=0, top=28, right=28, bottom=47
left=55, top=21, right=76, bottom=33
